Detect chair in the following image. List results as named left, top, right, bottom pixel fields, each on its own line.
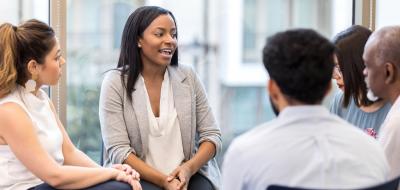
left=267, top=176, right=400, bottom=190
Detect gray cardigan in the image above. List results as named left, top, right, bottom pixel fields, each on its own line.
left=99, top=65, right=221, bottom=189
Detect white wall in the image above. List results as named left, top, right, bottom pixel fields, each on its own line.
left=376, top=0, right=400, bottom=29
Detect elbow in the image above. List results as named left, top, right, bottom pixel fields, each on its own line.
left=43, top=170, right=65, bottom=188
left=46, top=178, right=63, bottom=188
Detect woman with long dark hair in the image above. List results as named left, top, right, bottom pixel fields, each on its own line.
left=330, top=25, right=391, bottom=137
left=99, top=6, right=221, bottom=190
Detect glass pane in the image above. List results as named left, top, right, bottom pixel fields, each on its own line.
left=66, top=0, right=143, bottom=163
left=376, top=0, right=400, bottom=28
left=242, top=0, right=352, bottom=63
left=0, top=0, right=49, bottom=25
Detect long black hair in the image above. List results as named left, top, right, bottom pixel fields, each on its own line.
left=117, top=6, right=178, bottom=101
left=333, top=25, right=372, bottom=107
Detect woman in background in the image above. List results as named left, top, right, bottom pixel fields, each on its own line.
left=330, top=25, right=391, bottom=137
left=0, top=19, right=141, bottom=190
left=99, top=6, right=221, bottom=190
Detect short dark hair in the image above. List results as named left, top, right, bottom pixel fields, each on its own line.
left=263, top=29, right=335, bottom=104
left=333, top=25, right=372, bottom=107
left=117, top=6, right=178, bottom=101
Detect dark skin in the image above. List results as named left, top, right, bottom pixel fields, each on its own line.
left=124, top=14, right=217, bottom=190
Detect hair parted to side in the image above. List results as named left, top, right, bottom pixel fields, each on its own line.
left=117, top=6, right=178, bottom=101
left=263, top=29, right=335, bottom=104
left=333, top=25, right=372, bottom=107
left=0, top=19, right=55, bottom=97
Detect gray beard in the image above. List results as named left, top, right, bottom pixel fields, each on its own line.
left=367, top=88, right=379, bottom=102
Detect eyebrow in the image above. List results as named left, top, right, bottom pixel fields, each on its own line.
left=56, top=49, right=61, bottom=55
left=155, top=27, right=176, bottom=31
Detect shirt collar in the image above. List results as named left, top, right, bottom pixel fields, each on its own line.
left=278, top=105, right=330, bottom=119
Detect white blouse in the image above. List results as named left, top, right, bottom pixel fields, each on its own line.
left=142, top=69, right=185, bottom=175
left=0, top=86, right=64, bottom=190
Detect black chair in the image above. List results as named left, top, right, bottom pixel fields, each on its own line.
left=267, top=176, right=400, bottom=190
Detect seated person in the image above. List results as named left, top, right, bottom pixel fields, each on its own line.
left=222, top=29, right=389, bottom=190
left=363, top=26, right=400, bottom=179
left=0, top=19, right=141, bottom=190
left=330, top=25, right=391, bottom=137
left=99, top=6, right=221, bottom=190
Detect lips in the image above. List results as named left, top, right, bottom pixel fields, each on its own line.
left=159, top=48, right=174, bottom=58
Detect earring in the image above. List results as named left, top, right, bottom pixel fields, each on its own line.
left=138, top=43, right=141, bottom=48
left=25, top=75, right=37, bottom=92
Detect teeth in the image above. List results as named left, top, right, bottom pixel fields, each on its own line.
left=160, top=49, right=172, bottom=55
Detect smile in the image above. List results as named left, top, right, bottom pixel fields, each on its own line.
left=159, top=48, right=173, bottom=55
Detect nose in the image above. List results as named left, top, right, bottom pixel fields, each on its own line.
left=164, top=34, right=177, bottom=45
left=363, top=68, right=368, bottom=77
left=332, top=69, right=341, bottom=80
left=60, top=56, right=66, bottom=66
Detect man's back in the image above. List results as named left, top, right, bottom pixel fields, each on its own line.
left=222, top=106, right=389, bottom=190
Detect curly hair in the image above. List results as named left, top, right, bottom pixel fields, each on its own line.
left=263, top=29, right=335, bottom=104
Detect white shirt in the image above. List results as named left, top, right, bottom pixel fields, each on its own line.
left=0, top=86, right=64, bottom=190
left=379, top=95, right=400, bottom=179
left=142, top=69, right=185, bottom=175
left=222, top=105, right=389, bottom=190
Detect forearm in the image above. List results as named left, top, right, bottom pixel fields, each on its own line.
left=63, top=148, right=99, bottom=168
left=124, top=153, right=167, bottom=187
left=47, top=166, right=117, bottom=189
left=185, top=141, right=216, bottom=175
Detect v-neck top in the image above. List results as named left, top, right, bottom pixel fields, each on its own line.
left=141, top=69, right=184, bottom=175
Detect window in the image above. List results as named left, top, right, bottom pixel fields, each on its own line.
left=0, top=0, right=49, bottom=25
left=376, top=0, right=399, bottom=28
left=66, top=0, right=142, bottom=162
left=218, top=0, right=353, bottom=163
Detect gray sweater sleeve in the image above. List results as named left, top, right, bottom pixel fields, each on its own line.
left=189, top=67, right=222, bottom=157
left=99, top=70, right=134, bottom=165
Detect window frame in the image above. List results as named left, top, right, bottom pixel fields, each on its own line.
left=50, top=0, right=67, bottom=126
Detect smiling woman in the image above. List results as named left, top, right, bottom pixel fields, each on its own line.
left=99, top=6, right=222, bottom=190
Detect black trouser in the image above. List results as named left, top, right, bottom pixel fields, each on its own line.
left=29, top=180, right=132, bottom=190
left=140, top=173, right=214, bottom=190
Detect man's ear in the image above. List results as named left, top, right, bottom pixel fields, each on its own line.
left=27, top=60, right=40, bottom=76
left=268, top=79, right=281, bottom=100
left=385, top=62, right=397, bottom=84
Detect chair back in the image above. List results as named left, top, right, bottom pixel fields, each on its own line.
left=267, top=176, right=400, bottom=190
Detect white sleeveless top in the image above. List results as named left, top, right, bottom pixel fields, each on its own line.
left=142, top=70, right=185, bottom=175
left=0, top=86, right=64, bottom=190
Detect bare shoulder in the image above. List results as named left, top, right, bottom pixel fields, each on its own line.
left=0, top=102, right=28, bottom=122
left=0, top=102, right=32, bottom=135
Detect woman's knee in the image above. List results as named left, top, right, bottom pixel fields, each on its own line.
left=85, top=180, right=132, bottom=190
left=140, top=180, right=163, bottom=190
left=188, top=173, right=214, bottom=190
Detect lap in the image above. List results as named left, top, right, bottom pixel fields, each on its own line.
left=188, top=173, right=214, bottom=190
left=30, top=180, right=132, bottom=190
left=140, top=173, right=214, bottom=190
